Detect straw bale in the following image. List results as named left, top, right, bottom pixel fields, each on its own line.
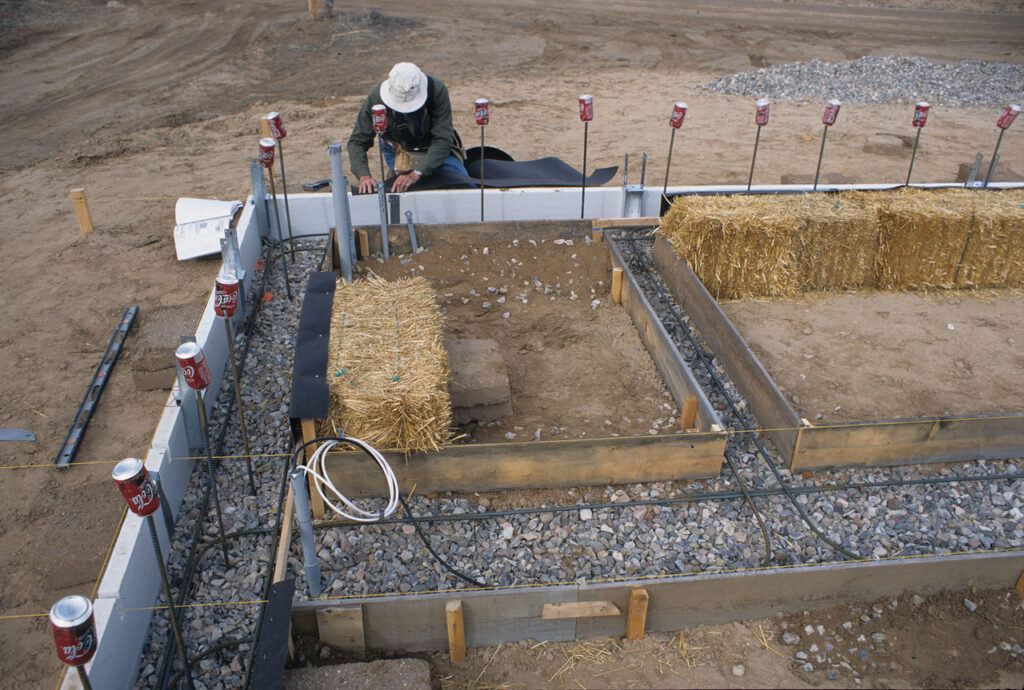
left=956, top=189, right=1024, bottom=288
left=793, top=194, right=878, bottom=291
left=659, top=194, right=804, bottom=299
left=320, top=274, right=452, bottom=453
left=874, top=187, right=979, bottom=290
left=658, top=188, right=1024, bottom=299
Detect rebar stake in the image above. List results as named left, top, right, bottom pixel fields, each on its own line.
left=76, top=667, right=94, bottom=690
left=224, top=317, right=256, bottom=494
left=276, top=140, right=296, bottom=262
left=580, top=121, right=589, bottom=219
left=266, top=168, right=293, bottom=301
left=813, top=125, right=830, bottom=191
left=195, top=389, right=231, bottom=568
left=747, top=125, right=763, bottom=192
left=147, top=514, right=197, bottom=689
left=906, top=127, right=922, bottom=186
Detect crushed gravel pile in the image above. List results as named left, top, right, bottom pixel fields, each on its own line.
left=699, top=55, right=1024, bottom=107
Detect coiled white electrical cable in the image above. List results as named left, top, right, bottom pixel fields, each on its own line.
left=297, top=437, right=399, bottom=522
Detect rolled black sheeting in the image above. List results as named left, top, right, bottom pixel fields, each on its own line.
left=289, top=272, right=335, bottom=421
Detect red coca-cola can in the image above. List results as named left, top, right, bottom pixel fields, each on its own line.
left=912, top=102, right=930, bottom=128
left=755, top=98, right=770, bottom=126
left=175, top=341, right=211, bottom=391
left=578, top=94, right=593, bottom=122
left=371, top=104, right=387, bottom=133
left=997, top=103, right=1021, bottom=130
left=474, top=98, right=490, bottom=126
left=111, top=457, right=161, bottom=517
left=50, top=595, right=97, bottom=667
left=265, top=111, right=286, bottom=140
left=821, top=98, right=841, bottom=126
left=670, top=102, right=687, bottom=129
left=214, top=273, right=239, bottom=319
left=258, top=137, right=275, bottom=168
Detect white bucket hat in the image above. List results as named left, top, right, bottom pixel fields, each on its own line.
left=380, top=62, right=428, bottom=113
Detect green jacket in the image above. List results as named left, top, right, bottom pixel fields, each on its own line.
left=347, top=76, right=462, bottom=178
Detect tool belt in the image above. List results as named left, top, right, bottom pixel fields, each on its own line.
left=385, top=130, right=465, bottom=174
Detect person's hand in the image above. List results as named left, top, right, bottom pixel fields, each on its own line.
left=391, top=171, right=421, bottom=193
left=358, top=175, right=377, bottom=194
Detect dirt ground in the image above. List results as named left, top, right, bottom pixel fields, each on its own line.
left=1, top=0, right=1023, bottom=688
left=723, top=290, right=1024, bottom=423
left=422, top=587, right=1024, bottom=690
left=368, top=239, right=679, bottom=443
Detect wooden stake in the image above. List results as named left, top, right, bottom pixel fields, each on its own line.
left=446, top=600, right=466, bottom=662
left=625, top=588, right=649, bottom=640
left=611, top=267, right=624, bottom=304
left=309, top=0, right=318, bottom=19
left=1015, top=569, right=1024, bottom=599
left=592, top=228, right=603, bottom=243
left=70, top=188, right=94, bottom=235
left=680, top=395, right=697, bottom=430
left=272, top=486, right=297, bottom=660
left=357, top=229, right=370, bottom=259
left=261, top=119, right=271, bottom=138
left=301, top=418, right=325, bottom=518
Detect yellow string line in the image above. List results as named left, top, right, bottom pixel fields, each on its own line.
left=6, top=547, right=1022, bottom=621
left=87, top=196, right=240, bottom=202
left=92, top=505, right=128, bottom=601
left=3, top=412, right=1023, bottom=472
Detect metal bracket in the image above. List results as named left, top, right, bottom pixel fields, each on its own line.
left=388, top=193, right=400, bottom=226
left=148, top=470, right=176, bottom=538
left=219, top=227, right=249, bottom=325
left=621, top=152, right=647, bottom=217
left=965, top=152, right=985, bottom=188
left=249, top=159, right=271, bottom=239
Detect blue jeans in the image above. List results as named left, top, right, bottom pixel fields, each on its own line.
left=381, top=140, right=474, bottom=186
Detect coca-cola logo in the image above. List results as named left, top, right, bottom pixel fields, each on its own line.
left=60, top=631, right=95, bottom=662
left=182, top=364, right=196, bottom=379
left=215, top=287, right=238, bottom=317
left=131, top=482, right=156, bottom=510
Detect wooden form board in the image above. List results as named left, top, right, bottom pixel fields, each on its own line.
left=323, top=432, right=724, bottom=497
left=607, top=238, right=721, bottom=433
left=651, top=235, right=1024, bottom=471
left=316, top=607, right=365, bottom=657
left=357, top=219, right=592, bottom=256
left=292, top=551, right=1024, bottom=652
left=319, top=219, right=726, bottom=495
left=650, top=235, right=800, bottom=460
left=793, top=415, right=1024, bottom=472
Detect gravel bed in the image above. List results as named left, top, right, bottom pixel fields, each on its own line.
left=290, top=232, right=1023, bottom=598
left=699, top=55, right=1024, bottom=106
left=135, top=239, right=323, bottom=690
left=134, top=232, right=1023, bottom=688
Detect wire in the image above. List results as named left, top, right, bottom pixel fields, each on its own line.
left=398, top=494, right=487, bottom=588
left=297, top=437, right=399, bottom=522
left=619, top=228, right=860, bottom=559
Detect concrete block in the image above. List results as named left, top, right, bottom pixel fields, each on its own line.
left=957, top=161, right=1022, bottom=183
left=447, top=339, right=510, bottom=409
left=284, top=659, right=431, bottom=690
left=864, top=133, right=908, bottom=157
left=453, top=399, right=514, bottom=425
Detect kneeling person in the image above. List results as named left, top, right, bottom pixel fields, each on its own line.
left=347, top=62, right=469, bottom=193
